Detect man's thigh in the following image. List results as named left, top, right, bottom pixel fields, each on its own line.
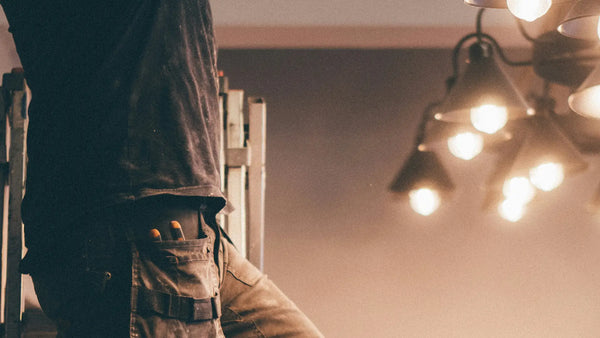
left=220, top=240, right=323, bottom=338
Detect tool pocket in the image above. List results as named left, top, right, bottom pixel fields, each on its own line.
left=130, top=238, right=224, bottom=338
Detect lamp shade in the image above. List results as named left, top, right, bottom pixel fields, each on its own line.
left=569, top=64, right=600, bottom=118
left=483, top=137, right=523, bottom=209
left=550, top=110, right=600, bottom=154
left=389, top=150, right=454, bottom=195
left=435, top=43, right=532, bottom=126
left=464, top=0, right=507, bottom=8
left=558, top=0, right=600, bottom=40
left=505, top=114, right=588, bottom=180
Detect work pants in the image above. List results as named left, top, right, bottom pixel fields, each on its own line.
left=26, top=196, right=323, bottom=337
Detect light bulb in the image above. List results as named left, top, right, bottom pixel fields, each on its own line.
left=507, top=0, right=552, bottom=22
left=470, top=104, right=508, bottom=134
left=502, top=176, right=536, bottom=204
left=409, top=188, right=441, bottom=216
left=529, top=162, right=564, bottom=191
left=447, top=132, right=484, bottom=160
left=498, top=198, right=526, bottom=222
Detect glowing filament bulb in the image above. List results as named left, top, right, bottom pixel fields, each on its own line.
left=470, top=104, right=508, bottom=134
left=409, top=188, right=441, bottom=216
left=447, top=132, right=484, bottom=160
left=503, top=176, right=535, bottom=204
left=529, top=162, right=564, bottom=192
left=507, top=0, right=552, bottom=22
left=498, top=198, right=526, bottom=222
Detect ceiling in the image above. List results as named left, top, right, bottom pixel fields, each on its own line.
left=210, top=0, right=513, bottom=27
left=211, top=0, right=523, bottom=48
left=0, top=1, right=525, bottom=48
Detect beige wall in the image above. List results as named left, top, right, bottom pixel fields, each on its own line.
left=217, top=49, right=600, bottom=337
left=0, top=26, right=20, bottom=74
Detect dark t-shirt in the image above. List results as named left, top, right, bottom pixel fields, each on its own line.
left=1, top=0, right=225, bottom=248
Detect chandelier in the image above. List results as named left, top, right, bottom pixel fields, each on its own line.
left=390, top=0, right=600, bottom=222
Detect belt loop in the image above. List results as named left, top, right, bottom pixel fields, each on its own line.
left=212, top=296, right=221, bottom=318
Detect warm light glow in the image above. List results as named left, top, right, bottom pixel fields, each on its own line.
left=507, top=0, right=551, bottom=22
left=529, top=162, right=565, bottom=191
left=498, top=198, right=526, bottom=222
left=470, top=104, right=508, bottom=134
left=447, top=132, right=484, bottom=160
left=502, top=176, right=535, bottom=204
left=409, top=188, right=441, bottom=216
left=568, top=85, right=600, bottom=119
left=597, top=17, right=600, bottom=40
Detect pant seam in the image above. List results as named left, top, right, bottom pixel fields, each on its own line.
left=225, top=269, right=259, bottom=288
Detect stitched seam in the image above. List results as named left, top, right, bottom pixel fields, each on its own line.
left=226, top=269, right=255, bottom=287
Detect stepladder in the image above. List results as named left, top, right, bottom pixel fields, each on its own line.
left=0, top=68, right=28, bottom=338
left=218, top=73, right=267, bottom=271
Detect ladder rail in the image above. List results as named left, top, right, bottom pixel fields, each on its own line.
left=2, top=69, right=28, bottom=338
left=219, top=75, right=266, bottom=270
